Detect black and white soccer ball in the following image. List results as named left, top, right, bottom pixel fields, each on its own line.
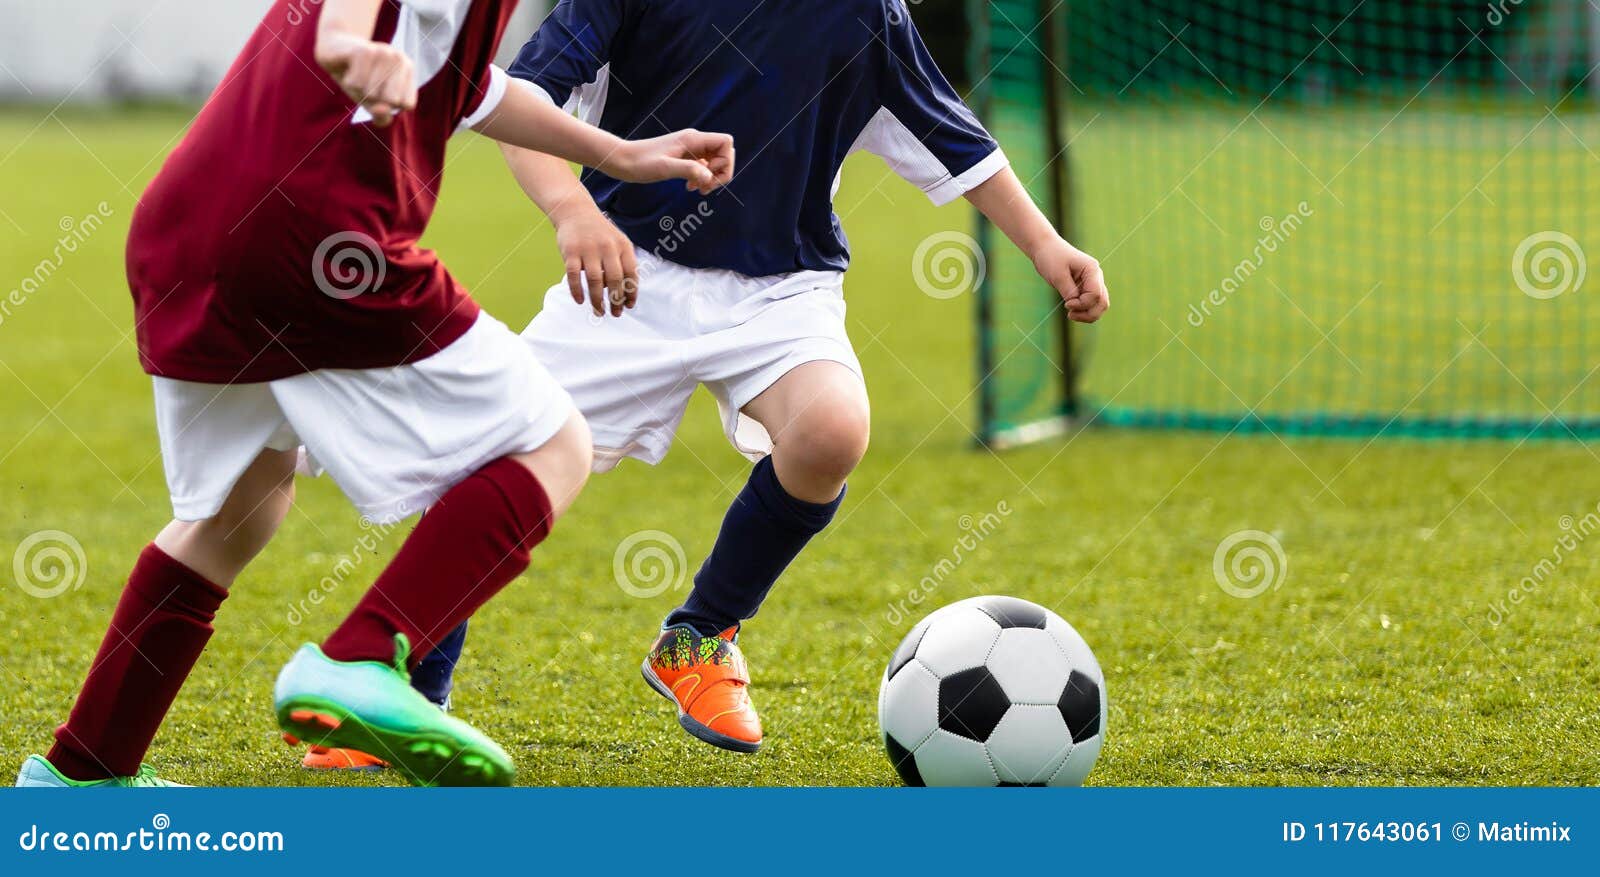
left=878, top=596, right=1105, bottom=786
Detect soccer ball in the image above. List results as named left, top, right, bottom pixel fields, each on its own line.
left=878, top=596, right=1105, bottom=786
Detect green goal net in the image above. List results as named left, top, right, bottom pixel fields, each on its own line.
left=971, top=0, right=1600, bottom=443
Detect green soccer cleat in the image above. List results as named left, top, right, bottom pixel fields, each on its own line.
left=273, top=635, right=514, bottom=787
left=14, top=755, right=188, bottom=788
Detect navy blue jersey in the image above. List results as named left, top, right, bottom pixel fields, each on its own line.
left=508, top=0, right=1005, bottom=277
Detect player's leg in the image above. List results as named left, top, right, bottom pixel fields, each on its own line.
left=314, top=411, right=591, bottom=662
left=268, top=314, right=592, bottom=786
left=672, top=360, right=867, bottom=631
left=521, top=250, right=837, bottom=752
left=275, top=414, right=590, bottom=786
left=22, top=446, right=297, bottom=787
left=151, top=448, right=299, bottom=584
left=410, top=620, right=469, bottom=709
left=644, top=362, right=868, bottom=753
left=329, top=427, right=569, bottom=726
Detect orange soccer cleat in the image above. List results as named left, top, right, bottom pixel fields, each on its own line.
left=641, top=625, right=762, bottom=753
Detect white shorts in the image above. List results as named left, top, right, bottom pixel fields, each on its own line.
left=154, top=313, right=575, bottom=523
left=522, top=248, right=863, bottom=471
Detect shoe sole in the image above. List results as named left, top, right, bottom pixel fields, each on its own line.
left=276, top=698, right=513, bottom=787
left=639, top=661, right=761, bottom=754
left=300, top=755, right=387, bottom=773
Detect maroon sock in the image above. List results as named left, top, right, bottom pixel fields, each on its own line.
left=322, top=457, right=553, bottom=668
left=47, top=544, right=227, bottom=781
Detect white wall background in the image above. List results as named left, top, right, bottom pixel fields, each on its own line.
left=0, top=0, right=549, bottom=102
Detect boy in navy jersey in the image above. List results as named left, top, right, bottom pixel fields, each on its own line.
left=16, top=0, right=734, bottom=787
left=322, top=0, right=1108, bottom=760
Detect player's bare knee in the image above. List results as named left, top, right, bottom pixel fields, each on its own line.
left=511, top=410, right=592, bottom=521
left=782, top=399, right=871, bottom=484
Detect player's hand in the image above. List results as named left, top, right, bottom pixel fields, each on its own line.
left=607, top=129, right=736, bottom=194
left=555, top=207, right=639, bottom=318
left=1033, top=238, right=1109, bottom=323
left=315, top=33, right=417, bottom=127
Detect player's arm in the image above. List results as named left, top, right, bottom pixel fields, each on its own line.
left=964, top=169, right=1108, bottom=324
left=868, top=7, right=1106, bottom=323
left=473, top=82, right=734, bottom=196
left=315, top=0, right=418, bottom=127
left=502, top=141, right=639, bottom=318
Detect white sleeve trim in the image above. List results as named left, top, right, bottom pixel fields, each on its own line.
left=852, top=106, right=1009, bottom=206
left=458, top=65, right=510, bottom=132
left=933, top=148, right=1010, bottom=205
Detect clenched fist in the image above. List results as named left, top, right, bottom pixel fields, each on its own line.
left=315, top=33, right=418, bottom=127
left=1033, top=238, right=1109, bottom=323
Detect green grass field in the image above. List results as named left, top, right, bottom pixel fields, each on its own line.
left=1, top=108, right=1597, bottom=786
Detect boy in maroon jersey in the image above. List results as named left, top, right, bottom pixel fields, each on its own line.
left=13, top=0, right=733, bottom=788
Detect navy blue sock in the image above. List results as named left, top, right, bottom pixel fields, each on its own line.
left=666, top=455, right=844, bottom=635
left=410, top=619, right=468, bottom=707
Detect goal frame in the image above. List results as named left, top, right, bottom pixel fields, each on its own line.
left=967, top=0, right=1082, bottom=450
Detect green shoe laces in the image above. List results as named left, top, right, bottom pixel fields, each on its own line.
left=119, top=764, right=171, bottom=787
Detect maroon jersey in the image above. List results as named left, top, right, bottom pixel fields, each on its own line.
left=128, top=0, right=518, bottom=382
